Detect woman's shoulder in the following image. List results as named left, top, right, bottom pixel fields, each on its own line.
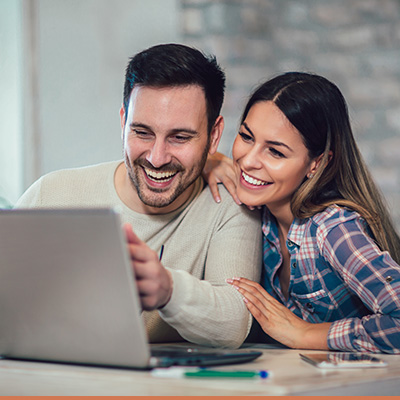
left=312, top=204, right=361, bottom=224
left=309, top=204, right=367, bottom=238
left=295, top=205, right=368, bottom=251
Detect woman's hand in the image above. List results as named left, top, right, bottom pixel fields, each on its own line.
left=227, top=277, right=331, bottom=350
left=202, top=152, right=241, bottom=205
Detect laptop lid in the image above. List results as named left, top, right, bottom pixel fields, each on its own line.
left=0, top=208, right=261, bottom=369
left=0, top=208, right=150, bottom=368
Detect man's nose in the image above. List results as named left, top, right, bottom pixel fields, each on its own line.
left=145, top=139, right=172, bottom=168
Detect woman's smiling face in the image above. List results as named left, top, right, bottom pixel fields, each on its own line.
left=232, top=101, right=317, bottom=211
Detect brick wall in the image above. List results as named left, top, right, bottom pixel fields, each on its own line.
left=180, top=0, right=400, bottom=230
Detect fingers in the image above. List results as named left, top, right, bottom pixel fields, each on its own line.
left=227, top=278, right=271, bottom=327
left=226, top=277, right=276, bottom=312
left=224, top=179, right=242, bottom=205
left=135, top=261, right=173, bottom=310
left=123, top=224, right=158, bottom=263
left=227, top=278, right=318, bottom=349
left=246, top=205, right=263, bottom=211
left=202, top=152, right=242, bottom=205
left=129, top=243, right=159, bottom=264
left=227, top=277, right=280, bottom=340
left=122, top=225, right=173, bottom=310
left=208, top=177, right=222, bottom=203
left=227, top=277, right=268, bottom=297
left=242, top=295, right=267, bottom=325
left=208, top=177, right=242, bottom=205
left=123, top=223, right=141, bottom=244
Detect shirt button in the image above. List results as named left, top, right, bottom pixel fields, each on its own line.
left=287, top=240, right=294, bottom=247
left=386, top=276, right=393, bottom=283
left=292, top=262, right=297, bottom=269
left=305, top=302, right=314, bottom=313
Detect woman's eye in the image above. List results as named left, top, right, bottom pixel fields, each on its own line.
left=269, top=147, right=285, bottom=158
left=238, top=131, right=253, bottom=142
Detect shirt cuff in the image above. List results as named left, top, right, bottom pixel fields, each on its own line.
left=327, top=319, right=354, bottom=351
left=327, top=318, right=380, bottom=352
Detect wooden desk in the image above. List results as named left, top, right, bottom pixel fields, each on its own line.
left=1, top=345, right=399, bottom=396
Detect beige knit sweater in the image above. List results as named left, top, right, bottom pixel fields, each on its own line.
left=15, top=160, right=262, bottom=348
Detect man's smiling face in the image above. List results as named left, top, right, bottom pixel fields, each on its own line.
left=120, top=85, right=215, bottom=214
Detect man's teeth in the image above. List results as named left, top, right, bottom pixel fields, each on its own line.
left=145, top=168, right=176, bottom=182
left=242, top=171, right=268, bottom=186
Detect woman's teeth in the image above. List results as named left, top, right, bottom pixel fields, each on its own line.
left=242, top=171, right=268, bottom=186
left=145, top=168, right=176, bottom=182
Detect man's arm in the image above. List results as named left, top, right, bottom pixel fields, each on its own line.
left=159, top=191, right=262, bottom=348
left=124, top=189, right=262, bottom=348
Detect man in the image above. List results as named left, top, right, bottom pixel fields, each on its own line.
left=15, top=44, right=262, bottom=348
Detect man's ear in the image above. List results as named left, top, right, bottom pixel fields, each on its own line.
left=119, top=106, right=126, bottom=139
left=208, top=116, right=224, bottom=155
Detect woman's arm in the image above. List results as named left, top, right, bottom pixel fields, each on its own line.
left=227, top=212, right=400, bottom=353
left=227, top=278, right=331, bottom=349
left=202, top=152, right=241, bottom=205
left=320, top=215, right=400, bottom=353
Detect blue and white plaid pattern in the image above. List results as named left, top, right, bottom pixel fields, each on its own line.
left=261, top=205, right=400, bottom=353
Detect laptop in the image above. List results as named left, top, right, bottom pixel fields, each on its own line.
left=0, top=208, right=262, bottom=369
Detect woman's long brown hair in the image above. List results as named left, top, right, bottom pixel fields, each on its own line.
left=241, top=72, right=400, bottom=263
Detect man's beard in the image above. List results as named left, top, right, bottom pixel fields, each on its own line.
left=124, top=143, right=210, bottom=208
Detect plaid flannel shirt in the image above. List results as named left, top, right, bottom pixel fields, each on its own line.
left=261, top=205, right=400, bottom=353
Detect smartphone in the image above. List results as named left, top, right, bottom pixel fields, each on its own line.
left=299, top=352, right=387, bottom=368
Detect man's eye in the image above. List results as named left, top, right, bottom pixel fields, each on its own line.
left=238, top=131, right=253, bottom=142
left=172, top=135, right=190, bottom=142
left=133, top=129, right=150, bottom=137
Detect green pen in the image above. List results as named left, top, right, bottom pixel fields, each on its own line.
left=151, top=368, right=270, bottom=379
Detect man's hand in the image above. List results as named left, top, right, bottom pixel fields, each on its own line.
left=123, top=223, right=173, bottom=310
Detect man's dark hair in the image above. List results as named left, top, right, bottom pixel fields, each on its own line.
left=123, top=43, right=225, bottom=133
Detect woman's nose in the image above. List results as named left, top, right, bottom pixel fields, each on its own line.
left=241, top=146, right=262, bottom=170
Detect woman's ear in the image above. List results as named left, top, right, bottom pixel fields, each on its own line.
left=308, top=151, right=333, bottom=178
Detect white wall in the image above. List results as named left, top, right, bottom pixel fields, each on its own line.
left=37, top=0, right=180, bottom=174
left=1, top=0, right=180, bottom=204
left=0, top=0, right=23, bottom=206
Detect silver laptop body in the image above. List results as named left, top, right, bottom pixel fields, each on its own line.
left=0, top=208, right=150, bottom=368
left=0, top=208, right=262, bottom=369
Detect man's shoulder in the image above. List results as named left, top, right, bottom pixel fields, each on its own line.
left=213, top=183, right=238, bottom=204
left=197, top=183, right=236, bottom=207
left=41, top=160, right=121, bottom=183
left=195, top=182, right=261, bottom=221
left=15, top=160, right=123, bottom=209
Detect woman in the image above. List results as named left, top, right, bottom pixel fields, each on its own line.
left=205, top=72, right=400, bottom=353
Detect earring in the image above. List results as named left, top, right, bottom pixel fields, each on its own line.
left=308, top=173, right=314, bottom=179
